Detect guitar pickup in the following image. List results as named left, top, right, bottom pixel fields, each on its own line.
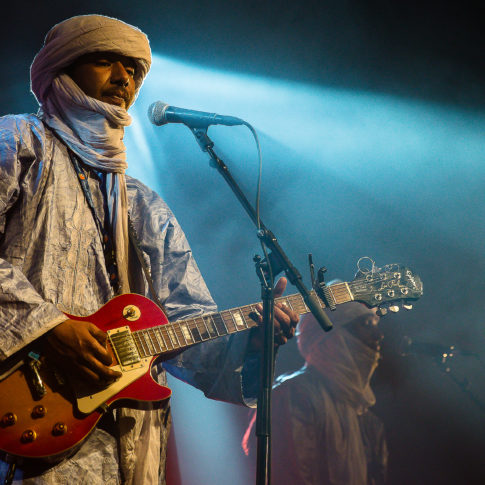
left=108, top=327, right=143, bottom=371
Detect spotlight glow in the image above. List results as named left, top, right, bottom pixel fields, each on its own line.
left=123, top=54, right=485, bottom=485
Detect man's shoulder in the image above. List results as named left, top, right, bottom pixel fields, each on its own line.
left=126, top=175, right=163, bottom=204
left=0, top=113, right=44, bottom=133
left=0, top=114, right=52, bottom=163
left=125, top=175, right=173, bottom=218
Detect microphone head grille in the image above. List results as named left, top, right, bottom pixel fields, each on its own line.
left=147, top=101, right=169, bottom=126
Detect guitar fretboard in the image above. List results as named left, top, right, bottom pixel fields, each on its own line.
left=131, top=282, right=353, bottom=358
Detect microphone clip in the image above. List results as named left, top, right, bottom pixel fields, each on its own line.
left=189, top=127, right=214, bottom=153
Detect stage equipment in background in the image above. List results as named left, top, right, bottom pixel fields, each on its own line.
left=400, top=336, right=485, bottom=412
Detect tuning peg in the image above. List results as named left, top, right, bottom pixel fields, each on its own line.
left=402, top=303, right=413, bottom=310
left=389, top=305, right=400, bottom=313
left=377, top=307, right=388, bottom=316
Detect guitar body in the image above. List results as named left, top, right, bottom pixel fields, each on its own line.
left=0, top=294, right=172, bottom=464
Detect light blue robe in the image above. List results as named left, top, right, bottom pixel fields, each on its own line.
left=0, top=114, right=256, bottom=484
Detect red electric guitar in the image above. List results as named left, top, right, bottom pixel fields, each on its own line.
left=0, top=263, right=422, bottom=463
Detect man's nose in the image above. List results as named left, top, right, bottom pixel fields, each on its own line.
left=111, top=62, right=130, bottom=87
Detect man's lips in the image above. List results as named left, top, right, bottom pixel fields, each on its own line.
left=103, top=90, right=128, bottom=105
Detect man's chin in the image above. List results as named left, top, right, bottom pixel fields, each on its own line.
left=103, top=95, right=127, bottom=109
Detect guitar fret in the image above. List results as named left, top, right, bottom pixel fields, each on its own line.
left=343, top=283, right=353, bottom=301
left=211, top=313, right=229, bottom=336
left=188, top=320, right=203, bottom=343
left=231, top=309, right=248, bottom=330
left=155, top=328, right=168, bottom=351
left=222, top=311, right=237, bottom=333
left=142, top=330, right=153, bottom=354
left=162, top=326, right=175, bottom=350
left=148, top=329, right=162, bottom=354
left=225, top=311, right=238, bottom=333
left=240, top=305, right=258, bottom=327
left=131, top=333, right=141, bottom=356
left=196, top=317, right=210, bottom=340
left=179, top=322, right=194, bottom=344
left=174, top=322, right=188, bottom=347
left=287, top=294, right=308, bottom=314
left=280, top=296, right=294, bottom=312
left=145, top=330, right=158, bottom=355
left=152, top=328, right=165, bottom=352
left=134, top=332, right=149, bottom=357
left=329, top=283, right=353, bottom=304
left=204, top=315, right=219, bottom=338
left=172, top=324, right=183, bottom=348
left=166, top=325, right=180, bottom=349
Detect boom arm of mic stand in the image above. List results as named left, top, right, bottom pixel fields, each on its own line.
left=189, top=126, right=333, bottom=331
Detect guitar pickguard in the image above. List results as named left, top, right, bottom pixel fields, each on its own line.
left=75, top=358, right=152, bottom=414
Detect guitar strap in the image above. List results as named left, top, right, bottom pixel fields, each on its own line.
left=126, top=215, right=167, bottom=314
left=66, top=145, right=167, bottom=314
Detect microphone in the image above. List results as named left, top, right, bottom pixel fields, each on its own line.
left=148, top=101, right=245, bottom=128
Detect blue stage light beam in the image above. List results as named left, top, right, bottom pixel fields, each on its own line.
left=123, top=54, right=485, bottom=485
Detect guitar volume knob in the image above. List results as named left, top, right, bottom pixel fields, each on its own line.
left=123, top=305, right=141, bottom=321
left=32, top=405, right=47, bottom=418
left=52, top=422, right=67, bottom=436
left=21, top=429, right=37, bottom=443
left=1, top=412, right=17, bottom=427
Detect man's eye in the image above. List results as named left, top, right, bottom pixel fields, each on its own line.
left=126, top=68, right=135, bottom=77
left=95, top=60, right=111, bottom=67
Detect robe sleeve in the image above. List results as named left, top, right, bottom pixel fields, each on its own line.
left=0, top=115, right=67, bottom=361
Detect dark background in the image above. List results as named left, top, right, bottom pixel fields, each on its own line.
left=1, top=1, right=484, bottom=484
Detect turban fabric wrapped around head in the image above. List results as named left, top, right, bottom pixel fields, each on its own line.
left=29, top=15, right=152, bottom=296
left=297, top=301, right=377, bottom=359
left=30, top=14, right=151, bottom=106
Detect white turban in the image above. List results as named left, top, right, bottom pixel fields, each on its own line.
left=31, top=14, right=151, bottom=106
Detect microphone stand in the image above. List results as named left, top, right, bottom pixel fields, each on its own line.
left=188, top=126, right=333, bottom=485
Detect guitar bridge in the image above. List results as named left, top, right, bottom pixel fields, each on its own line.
left=108, top=327, right=142, bottom=371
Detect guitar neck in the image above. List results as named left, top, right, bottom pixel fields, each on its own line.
left=130, top=282, right=354, bottom=359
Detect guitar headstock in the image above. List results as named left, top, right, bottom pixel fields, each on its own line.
left=348, top=263, right=423, bottom=312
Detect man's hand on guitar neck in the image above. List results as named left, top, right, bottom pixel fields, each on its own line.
left=45, top=319, right=122, bottom=385
left=248, top=277, right=300, bottom=351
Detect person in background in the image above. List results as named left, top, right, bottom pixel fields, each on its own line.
left=243, top=300, right=388, bottom=485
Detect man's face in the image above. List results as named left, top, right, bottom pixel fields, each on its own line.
left=345, top=308, right=383, bottom=351
left=66, top=52, right=137, bottom=109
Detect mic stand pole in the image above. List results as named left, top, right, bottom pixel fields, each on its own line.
left=189, top=127, right=333, bottom=485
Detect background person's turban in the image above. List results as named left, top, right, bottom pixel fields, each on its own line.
left=297, top=301, right=377, bottom=360
left=30, top=14, right=151, bottom=106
